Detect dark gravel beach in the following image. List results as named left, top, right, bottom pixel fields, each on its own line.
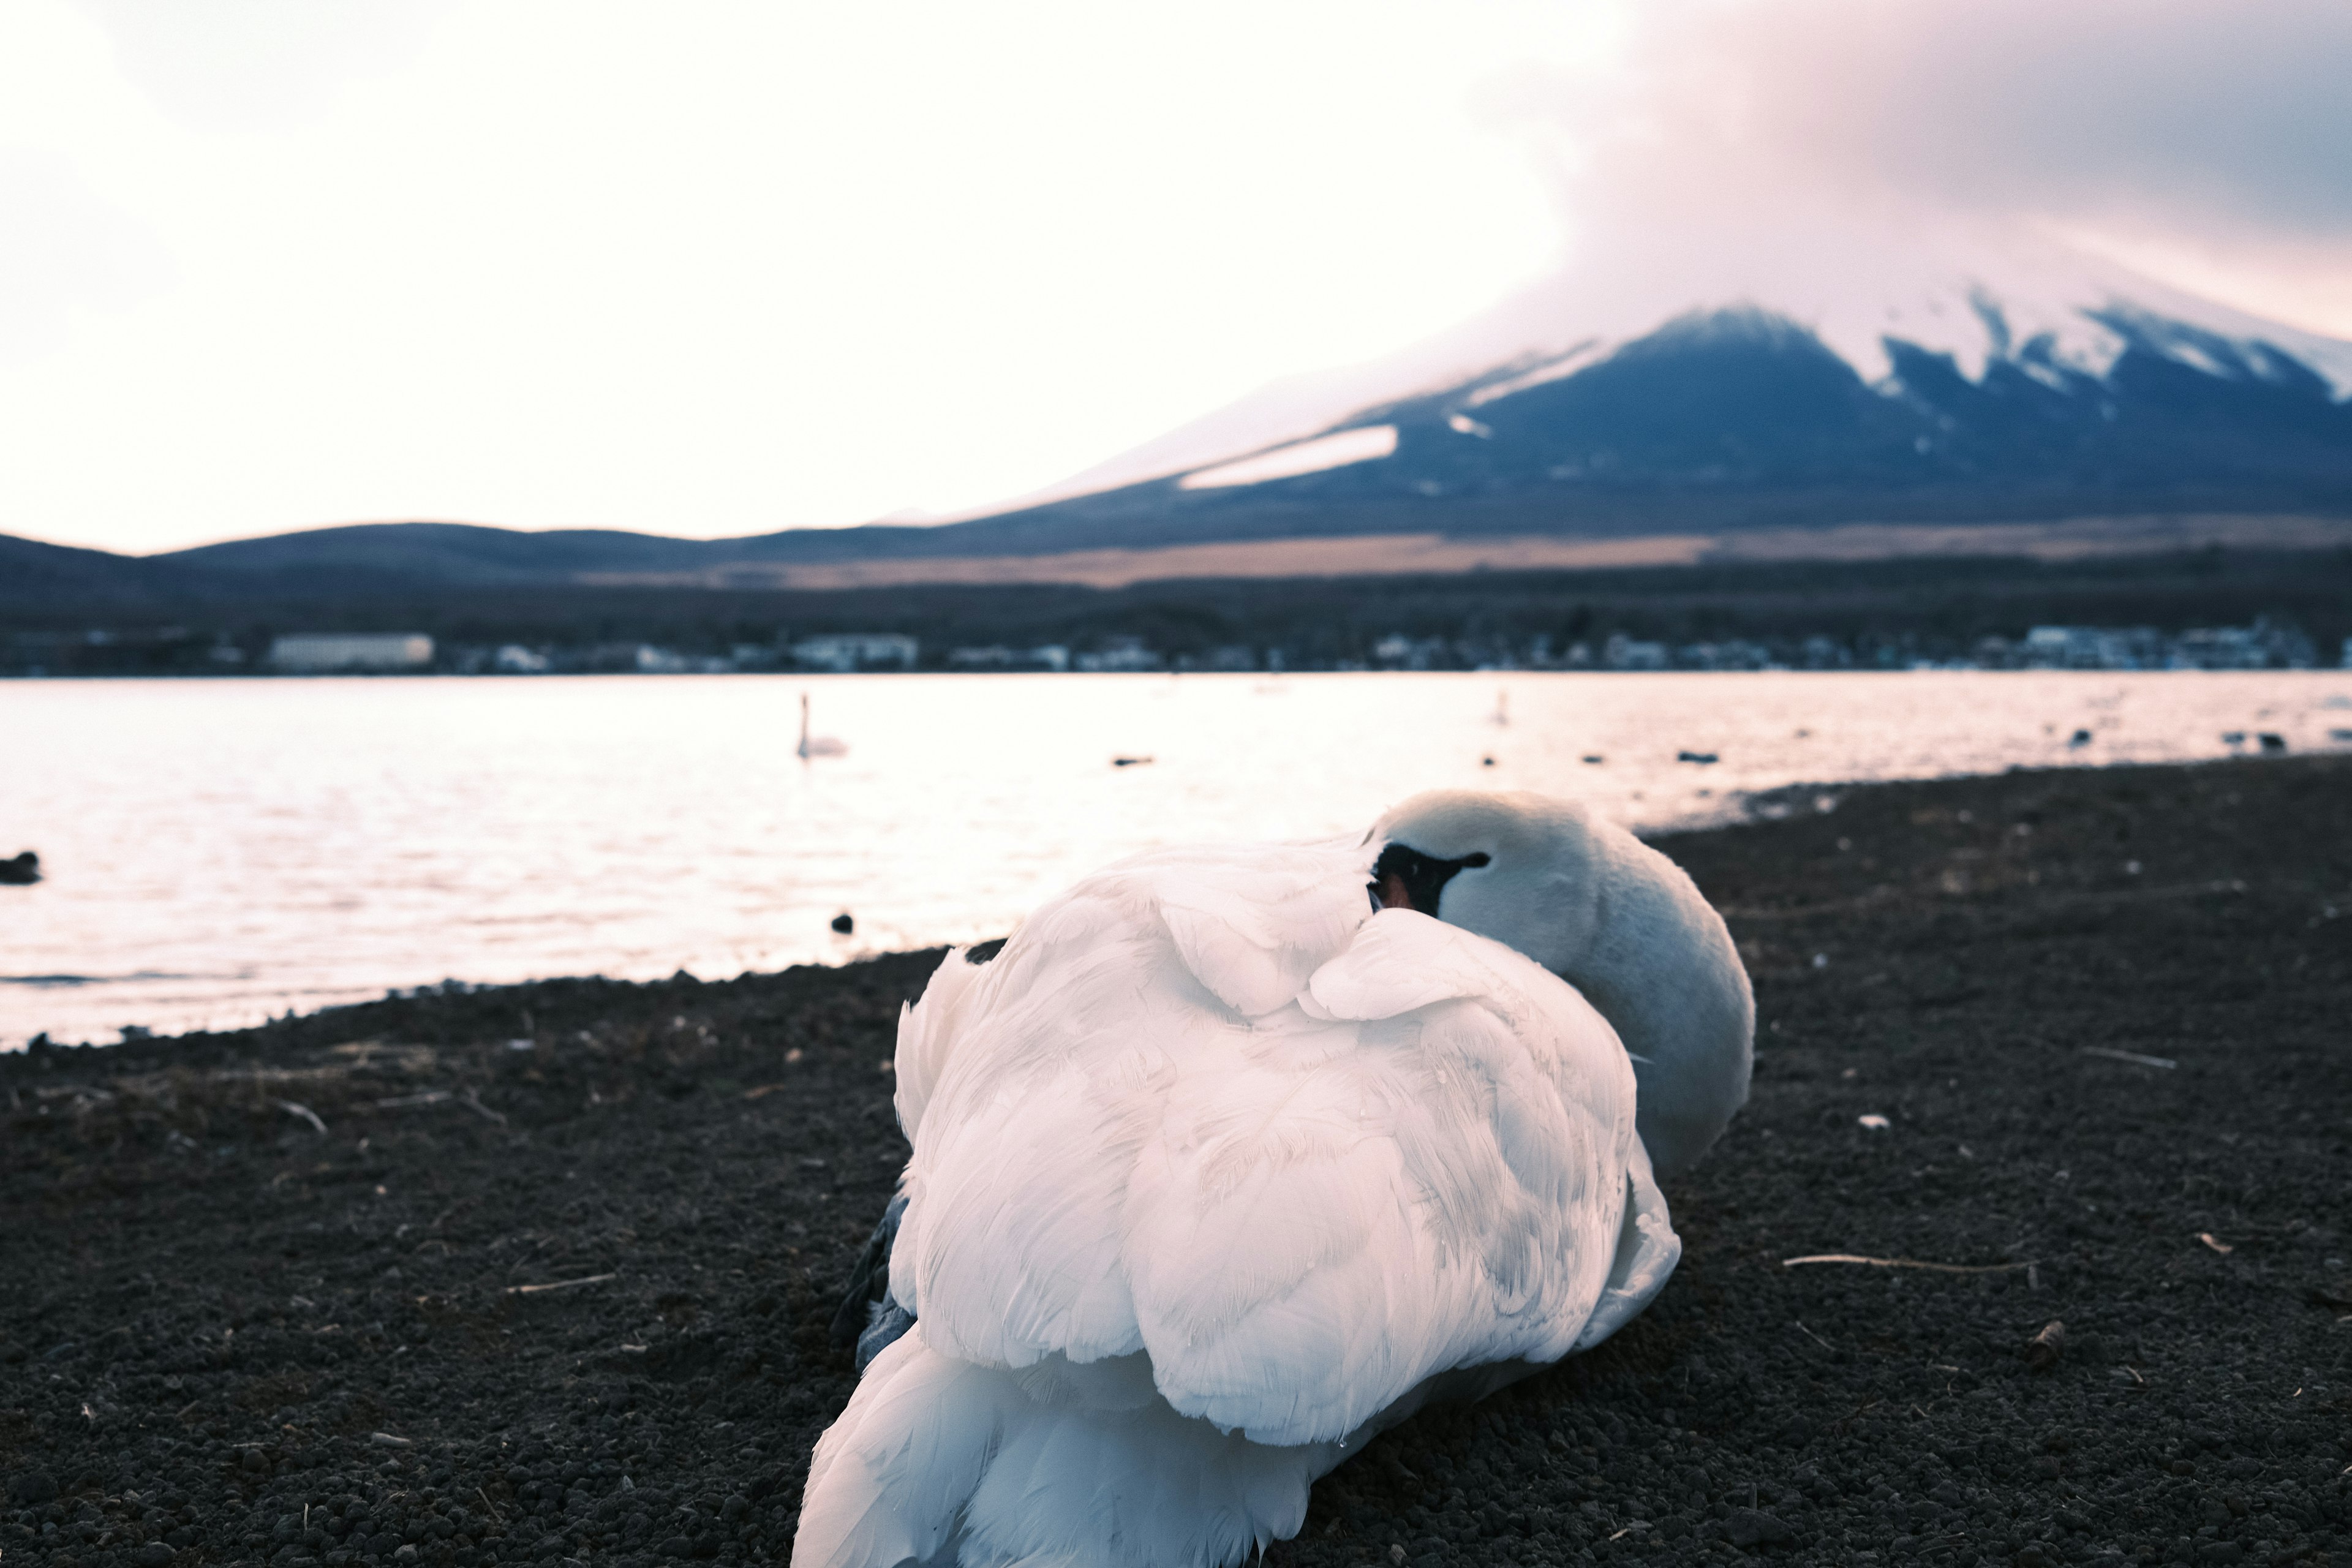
left=5, top=757, right=2349, bottom=1568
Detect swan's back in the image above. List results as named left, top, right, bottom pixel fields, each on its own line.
left=799, top=838, right=1679, bottom=1568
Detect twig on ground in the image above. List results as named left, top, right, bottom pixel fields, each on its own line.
left=375, top=1091, right=453, bottom=1108
left=2081, top=1046, right=2178, bottom=1069
left=1792, top=1320, right=1836, bottom=1352
left=505, top=1273, right=617, bottom=1296
left=459, top=1088, right=507, bottom=1125
left=276, top=1100, right=328, bottom=1135
left=742, top=1084, right=790, bottom=1100
left=1782, top=1253, right=2035, bottom=1274
left=2198, top=1233, right=2233, bottom=1255
left=477, top=1487, right=503, bottom=1524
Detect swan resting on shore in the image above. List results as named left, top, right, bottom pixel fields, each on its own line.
left=797, top=791, right=1754, bottom=1568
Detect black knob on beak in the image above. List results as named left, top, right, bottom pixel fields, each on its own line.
left=1370, top=845, right=1490, bottom=914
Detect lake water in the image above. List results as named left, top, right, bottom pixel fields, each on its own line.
left=6, top=670, right=2346, bottom=1048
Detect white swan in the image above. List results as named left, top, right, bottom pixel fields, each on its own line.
left=799, top=692, right=849, bottom=759
left=1368, top=790, right=1753, bottom=1181
left=797, top=791, right=1752, bottom=1568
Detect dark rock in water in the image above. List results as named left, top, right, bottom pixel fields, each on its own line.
left=831, top=911, right=855, bottom=934
left=2259, top=732, right=2288, bottom=753
left=1677, top=750, right=1719, bottom=764
left=2068, top=728, right=2094, bottom=747
left=1112, top=755, right=1154, bottom=767
left=0, top=850, right=39, bottom=885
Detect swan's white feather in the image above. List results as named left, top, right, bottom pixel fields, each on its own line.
left=799, top=835, right=1680, bottom=1566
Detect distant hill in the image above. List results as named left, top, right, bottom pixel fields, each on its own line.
left=0, top=532, right=217, bottom=605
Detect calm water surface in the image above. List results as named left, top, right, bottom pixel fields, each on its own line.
left=6, top=670, right=2346, bottom=1047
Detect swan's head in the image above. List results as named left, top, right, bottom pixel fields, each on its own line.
left=1368, top=790, right=1607, bottom=974
left=1370, top=788, right=1754, bottom=1177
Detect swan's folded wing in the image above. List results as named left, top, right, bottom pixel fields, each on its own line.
left=894, top=888, right=1671, bottom=1442
left=1137, top=840, right=1377, bottom=1019
left=892, top=943, right=997, bottom=1143
left=891, top=884, right=1173, bottom=1363
left=1124, top=912, right=1649, bottom=1445
left=895, top=839, right=1377, bottom=1363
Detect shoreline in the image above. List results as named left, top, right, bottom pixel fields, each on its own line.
left=4, top=755, right=2348, bottom=1567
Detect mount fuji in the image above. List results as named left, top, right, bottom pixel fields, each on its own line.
left=42, top=215, right=2350, bottom=600
left=937, top=215, right=2352, bottom=560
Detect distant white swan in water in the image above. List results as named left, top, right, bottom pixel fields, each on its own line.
left=797, top=693, right=848, bottom=759
left=797, top=790, right=1753, bottom=1568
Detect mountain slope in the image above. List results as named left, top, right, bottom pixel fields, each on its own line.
left=957, top=232, right=2352, bottom=551
left=0, top=532, right=217, bottom=606
left=1012, top=216, right=2352, bottom=508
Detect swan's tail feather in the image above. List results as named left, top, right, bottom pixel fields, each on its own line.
left=796, top=1334, right=1003, bottom=1568
left=794, top=1337, right=1341, bottom=1568
left=1572, top=1133, right=1681, bottom=1352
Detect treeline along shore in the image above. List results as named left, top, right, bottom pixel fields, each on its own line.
left=6, top=546, right=2350, bottom=678
left=4, top=757, right=2350, bottom=1567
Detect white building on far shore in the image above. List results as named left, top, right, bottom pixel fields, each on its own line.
left=266, top=634, right=435, bottom=673
left=791, top=633, right=918, bottom=671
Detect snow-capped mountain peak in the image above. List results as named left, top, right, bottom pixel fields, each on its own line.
left=1001, top=216, right=2352, bottom=519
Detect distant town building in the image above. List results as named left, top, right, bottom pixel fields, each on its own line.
left=1602, top=633, right=1670, bottom=671
left=2022, top=625, right=2166, bottom=670
left=494, top=644, right=549, bottom=673
left=1675, top=639, right=1773, bottom=671
left=791, top=633, right=918, bottom=671
left=1075, top=637, right=1163, bottom=673
left=266, top=633, right=434, bottom=673
left=1372, top=634, right=1447, bottom=670
left=2169, top=617, right=2312, bottom=670
left=948, top=644, right=1071, bottom=672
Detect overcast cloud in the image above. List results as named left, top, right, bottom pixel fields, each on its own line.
left=1539, top=0, right=2352, bottom=321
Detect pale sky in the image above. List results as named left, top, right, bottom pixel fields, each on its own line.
left=5, top=0, right=2348, bottom=556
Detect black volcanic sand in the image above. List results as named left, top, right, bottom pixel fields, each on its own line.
left=6, top=758, right=2351, bottom=1568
